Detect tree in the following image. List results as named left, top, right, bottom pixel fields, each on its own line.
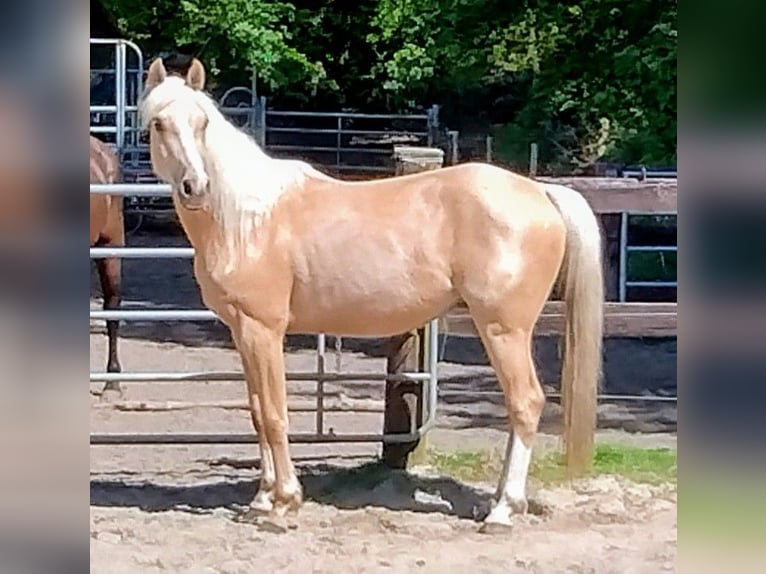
left=99, top=0, right=326, bottom=93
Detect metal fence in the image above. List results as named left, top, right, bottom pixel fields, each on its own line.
left=619, top=167, right=677, bottom=302
left=90, top=184, right=440, bottom=446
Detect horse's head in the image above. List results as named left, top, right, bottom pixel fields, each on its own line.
left=140, top=57, right=211, bottom=211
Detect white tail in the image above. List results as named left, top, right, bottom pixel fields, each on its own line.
left=544, top=184, right=604, bottom=476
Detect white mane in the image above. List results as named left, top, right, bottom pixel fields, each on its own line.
left=139, top=76, right=308, bottom=255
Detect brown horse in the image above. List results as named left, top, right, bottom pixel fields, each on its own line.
left=139, top=58, right=604, bottom=532
left=90, top=135, right=124, bottom=395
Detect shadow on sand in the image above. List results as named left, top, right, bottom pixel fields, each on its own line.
left=90, top=460, right=496, bottom=521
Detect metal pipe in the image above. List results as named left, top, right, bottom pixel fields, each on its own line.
left=90, top=309, right=217, bottom=321
left=267, top=111, right=429, bottom=120
left=90, top=371, right=432, bottom=383
left=436, top=389, right=677, bottom=403
left=115, top=40, right=126, bottom=151
left=90, top=247, right=194, bottom=259
left=624, top=281, right=677, bottom=288
left=626, top=245, right=677, bottom=252
left=618, top=212, right=628, bottom=302
left=90, top=183, right=171, bottom=196
left=316, top=334, right=326, bottom=435
left=90, top=431, right=431, bottom=445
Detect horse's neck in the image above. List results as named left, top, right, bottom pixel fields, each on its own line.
left=173, top=202, right=217, bottom=252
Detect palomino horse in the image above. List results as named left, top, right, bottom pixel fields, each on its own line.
left=90, top=134, right=124, bottom=395
left=139, top=58, right=604, bottom=531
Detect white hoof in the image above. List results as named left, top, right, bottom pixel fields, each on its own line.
left=249, top=490, right=274, bottom=514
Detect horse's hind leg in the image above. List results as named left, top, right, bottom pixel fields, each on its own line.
left=474, top=318, right=545, bottom=529
left=96, top=251, right=122, bottom=395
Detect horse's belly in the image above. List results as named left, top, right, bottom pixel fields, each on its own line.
left=287, top=272, right=457, bottom=337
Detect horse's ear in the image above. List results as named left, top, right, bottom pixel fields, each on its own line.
left=146, top=58, right=167, bottom=90
left=186, top=58, right=206, bottom=91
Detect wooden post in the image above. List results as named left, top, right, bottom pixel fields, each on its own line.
left=600, top=214, right=622, bottom=301
left=382, top=146, right=444, bottom=469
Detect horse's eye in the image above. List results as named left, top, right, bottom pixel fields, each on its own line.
left=152, top=119, right=164, bottom=132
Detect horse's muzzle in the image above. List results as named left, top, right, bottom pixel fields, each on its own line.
left=177, top=178, right=208, bottom=210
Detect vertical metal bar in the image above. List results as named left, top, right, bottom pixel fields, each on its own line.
left=258, top=96, right=267, bottom=148
left=115, top=41, right=126, bottom=152
left=427, top=104, right=439, bottom=147
left=316, top=334, right=326, bottom=435
left=618, top=212, right=629, bottom=302
left=426, top=318, right=439, bottom=427
left=529, top=142, right=538, bottom=176
left=336, top=116, right=342, bottom=170
left=250, top=69, right=257, bottom=136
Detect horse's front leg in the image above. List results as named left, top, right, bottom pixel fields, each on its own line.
left=235, top=315, right=302, bottom=521
left=232, top=334, right=277, bottom=515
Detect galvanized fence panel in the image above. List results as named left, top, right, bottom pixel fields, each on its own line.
left=90, top=181, right=440, bottom=446
left=618, top=168, right=678, bottom=301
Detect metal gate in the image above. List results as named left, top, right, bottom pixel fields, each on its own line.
left=89, top=187, right=440, bottom=446
left=618, top=167, right=678, bottom=302
left=89, top=38, right=143, bottom=152
left=90, top=38, right=441, bottom=447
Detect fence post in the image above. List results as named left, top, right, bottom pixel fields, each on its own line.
left=257, top=96, right=267, bottom=148
left=448, top=131, right=459, bottom=165
left=427, top=104, right=440, bottom=147
left=383, top=145, right=445, bottom=469
left=529, top=142, right=538, bottom=176
left=485, top=135, right=493, bottom=163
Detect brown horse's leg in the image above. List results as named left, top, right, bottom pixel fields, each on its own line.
left=95, top=249, right=122, bottom=394
left=233, top=336, right=277, bottom=514
left=475, top=321, right=544, bottom=529
left=236, top=316, right=302, bottom=521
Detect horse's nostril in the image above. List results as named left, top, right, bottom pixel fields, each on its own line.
left=181, top=180, right=193, bottom=197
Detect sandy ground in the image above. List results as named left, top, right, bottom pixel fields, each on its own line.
left=90, top=226, right=677, bottom=573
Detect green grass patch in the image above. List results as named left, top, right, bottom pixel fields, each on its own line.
left=422, top=443, right=677, bottom=486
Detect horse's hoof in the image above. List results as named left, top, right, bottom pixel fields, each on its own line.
left=478, top=521, right=514, bottom=536
left=247, top=501, right=273, bottom=517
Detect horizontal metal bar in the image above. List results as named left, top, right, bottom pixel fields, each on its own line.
left=622, top=170, right=677, bottom=178
left=90, top=370, right=431, bottom=383
left=625, top=281, right=677, bottom=287
left=626, top=246, right=677, bottom=252
left=90, top=68, right=143, bottom=75
left=90, top=105, right=139, bottom=113
left=267, top=127, right=428, bottom=137
left=331, top=165, right=392, bottom=172
left=266, top=145, right=393, bottom=154
left=267, top=111, right=429, bottom=120
left=438, top=390, right=677, bottom=403
left=90, top=431, right=420, bottom=445
left=90, top=247, right=194, bottom=259
left=90, top=309, right=216, bottom=321
left=89, top=125, right=142, bottom=134
left=90, top=184, right=171, bottom=196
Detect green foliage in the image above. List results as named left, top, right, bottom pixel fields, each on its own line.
left=96, top=0, right=676, bottom=166
left=99, top=0, right=326, bottom=92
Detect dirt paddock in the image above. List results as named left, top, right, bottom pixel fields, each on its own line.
left=90, top=227, right=677, bottom=573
